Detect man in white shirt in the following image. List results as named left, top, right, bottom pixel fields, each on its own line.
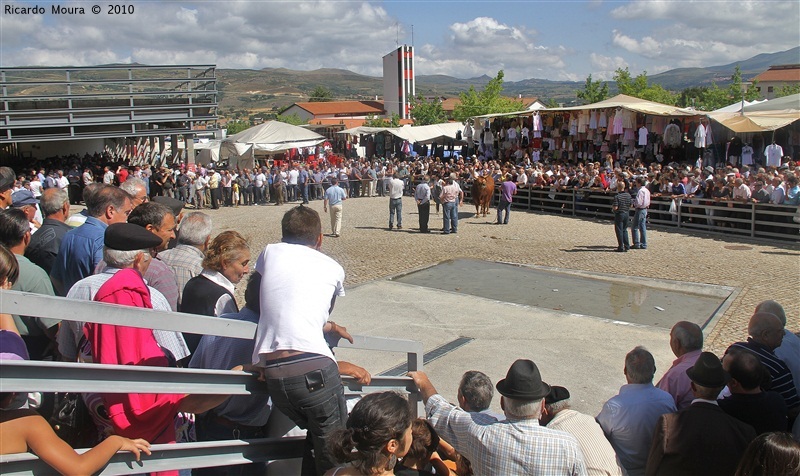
left=252, top=206, right=353, bottom=475
left=287, top=166, right=299, bottom=202
left=388, top=172, right=405, bottom=230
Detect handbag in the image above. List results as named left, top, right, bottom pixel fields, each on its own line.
left=49, top=392, right=95, bottom=447
left=669, top=199, right=678, bottom=215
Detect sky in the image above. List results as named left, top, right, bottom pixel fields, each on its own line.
left=1, top=0, right=798, bottom=82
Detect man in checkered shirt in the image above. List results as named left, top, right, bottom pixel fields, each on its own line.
left=410, top=359, right=587, bottom=475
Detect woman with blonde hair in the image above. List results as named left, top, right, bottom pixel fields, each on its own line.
left=179, top=230, right=250, bottom=353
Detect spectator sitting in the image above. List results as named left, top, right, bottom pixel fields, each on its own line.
left=734, top=431, right=800, bottom=476
left=457, top=370, right=503, bottom=419
left=97, top=201, right=179, bottom=311
left=409, top=360, right=586, bottom=475
left=52, top=184, right=133, bottom=295
left=646, top=352, right=756, bottom=476
left=541, top=386, right=625, bottom=476
left=0, top=208, right=58, bottom=360
left=656, top=321, right=703, bottom=410
left=325, top=392, right=413, bottom=476
left=727, top=312, right=800, bottom=419
left=719, top=347, right=788, bottom=434
left=596, top=346, right=676, bottom=476
left=24, top=188, right=71, bottom=275
left=755, top=300, right=800, bottom=398
left=157, top=211, right=211, bottom=307
left=393, top=419, right=451, bottom=476
left=179, top=230, right=250, bottom=355
left=1, top=309, right=152, bottom=475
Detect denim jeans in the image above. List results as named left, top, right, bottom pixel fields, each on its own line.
left=443, top=201, right=458, bottom=233
left=265, top=359, right=346, bottom=476
left=497, top=199, right=511, bottom=224
left=632, top=208, right=647, bottom=248
left=389, top=198, right=403, bottom=227
left=614, top=212, right=630, bottom=250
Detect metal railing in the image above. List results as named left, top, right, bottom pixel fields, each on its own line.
left=0, top=290, right=423, bottom=475
left=458, top=184, right=800, bottom=242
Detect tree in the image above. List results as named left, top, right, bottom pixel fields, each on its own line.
left=276, top=113, right=305, bottom=125
left=576, top=74, right=609, bottom=104
left=728, top=65, right=761, bottom=102
left=776, top=83, right=800, bottom=97
left=225, top=120, right=251, bottom=135
left=410, top=96, right=448, bottom=125
left=309, top=86, right=333, bottom=102
left=453, top=70, right=523, bottom=121
left=363, top=113, right=400, bottom=128
left=613, top=68, right=676, bottom=105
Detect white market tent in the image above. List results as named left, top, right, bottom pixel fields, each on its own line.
left=472, top=94, right=697, bottom=119
left=706, top=93, right=800, bottom=133
left=712, top=99, right=768, bottom=113
left=217, top=120, right=325, bottom=169
left=338, top=122, right=463, bottom=144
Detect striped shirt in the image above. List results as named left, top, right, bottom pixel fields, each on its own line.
left=426, top=394, right=587, bottom=475
left=158, top=244, right=204, bottom=306
left=547, top=409, right=625, bottom=476
left=612, top=191, right=632, bottom=213
left=730, top=339, right=799, bottom=410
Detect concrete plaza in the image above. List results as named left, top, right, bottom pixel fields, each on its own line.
left=199, top=194, right=799, bottom=415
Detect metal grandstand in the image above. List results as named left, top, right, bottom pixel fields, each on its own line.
left=0, top=64, right=218, bottom=143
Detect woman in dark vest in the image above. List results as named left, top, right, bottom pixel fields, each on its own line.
left=179, top=230, right=250, bottom=355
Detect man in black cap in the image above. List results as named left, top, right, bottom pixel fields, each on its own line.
left=541, top=386, right=625, bottom=476
left=645, top=352, right=756, bottom=476
left=409, top=360, right=586, bottom=475
left=96, top=201, right=179, bottom=311
left=57, top=223, right=189, bottom=364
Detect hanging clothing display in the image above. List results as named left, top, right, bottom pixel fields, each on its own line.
left=638, top=126, right=648, bottom=146
left=741, top=145, right=754, bottom=166
left=694, top=123, right=706, bottom=149
left=764, top=143, right=783, bottom=167
left=589, top=110, right=598, bottom=130
left=532, top=112, right=542, bottom=131
left=663, top=123, right=682, bottom=148
left=612, top=109, right=624, bottom=135
left=598, top=110, right=608, bottom=129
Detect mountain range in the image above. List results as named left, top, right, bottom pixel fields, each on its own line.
left=216, top=47, right=800, bottom=113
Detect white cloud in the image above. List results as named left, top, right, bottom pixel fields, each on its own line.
left=609, top=1, right=799, bottom=68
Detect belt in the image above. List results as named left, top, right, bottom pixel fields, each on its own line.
left=205, top=412, right=263, bottom=432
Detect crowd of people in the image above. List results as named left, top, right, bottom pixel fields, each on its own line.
left=0, top=144, right=799, bottom=476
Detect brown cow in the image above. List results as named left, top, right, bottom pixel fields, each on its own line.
left=472, top=175, right=495, bottom=217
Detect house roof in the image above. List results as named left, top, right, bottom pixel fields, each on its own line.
left=292, top=100, right=385, bottom=116
left=753, top=64, right=800, bottom=83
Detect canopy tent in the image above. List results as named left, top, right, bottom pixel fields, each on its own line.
left=225, top=120, right=325, bottom=153
left=337, top=122, right=463, bottom=144
left=712, top=99, right=768, bottom=113
left=193, top=140, right=221, bottom=166
left=472, top=94, right=697, bottom=119
left=220, top=142, right=255, bottom=170
left=706, top=94, right=800, bottom=133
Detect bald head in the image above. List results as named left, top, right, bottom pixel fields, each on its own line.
left=670, top=321, right=703, bottom=357
left=754, top=300, right=786, bottom=327
left=748, top=312, right=784, bottom=350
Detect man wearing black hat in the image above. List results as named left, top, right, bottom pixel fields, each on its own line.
left=645, top=352, right=756, bottom=476
left=57, top=223, right=189, bottom=364
left=409, top=359, right=586, bottom=475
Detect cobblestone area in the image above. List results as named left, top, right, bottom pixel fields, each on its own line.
left=195, top=194, right=799, bottom=354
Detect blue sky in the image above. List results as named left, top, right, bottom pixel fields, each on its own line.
left=1, top=0, right=798, bottom=82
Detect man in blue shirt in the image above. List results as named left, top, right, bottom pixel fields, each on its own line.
left=51, top=184, right=133, bottom=295
left=323, top=177, right=347, bottom=237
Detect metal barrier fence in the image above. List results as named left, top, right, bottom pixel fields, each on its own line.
left=457, top=183, right=800, bottom=242
left=0, top=290, right=423, bottom=475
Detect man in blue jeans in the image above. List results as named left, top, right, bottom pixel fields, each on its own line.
left=388, top=172, right=404, bottom=230
left=496, top=174, right=517, bottom=225
left=252, top=206, right=355, bottom=475
left=631, top=176, right=650, bottom=249
left=440, top=173, right=464, bottom=234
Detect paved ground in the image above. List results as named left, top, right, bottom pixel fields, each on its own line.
left=204, top=194, right=799, bottom=356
